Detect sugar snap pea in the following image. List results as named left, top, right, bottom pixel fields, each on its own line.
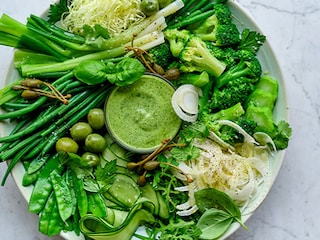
left=65, top=169, right=77, bottom=216
left=27, top=154, right=49, bottom=174
left=50, top=170, right=73, bottom=222
left=72, top=171, right=88, bottom=218
left=22, top=166, right=41, bottom=186
left=28, top=154, right=65, bottom=214
left=39, top=192, right=64, bottom=236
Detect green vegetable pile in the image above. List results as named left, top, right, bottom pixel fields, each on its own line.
left=0, top=0, right=292, bottom=240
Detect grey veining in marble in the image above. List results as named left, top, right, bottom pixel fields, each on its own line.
left=1, top=0, right=319, bottom=239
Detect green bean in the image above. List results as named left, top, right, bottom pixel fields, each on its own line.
left=28, top=154, right=64, bottom=214
left=34, top=86, right=109, bottom=157
left=0, top=72, right=74, bottom=120
left=168, top=9, right=215, bottom=29
left=0, top=89, right=91, bottom=142
left=1, top=136, right=42, bottom=185
left=39, top=192, right=64, bottom=236
left=0, top=118, right=29, bottom=153
left=1, top=102, right=33, bottom=110
left=0, top=131, right=41, bottom=161
left=50, top=170, right=73, bottom=222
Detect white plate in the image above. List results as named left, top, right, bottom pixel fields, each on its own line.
left=0, top=1, right=289, bottom=239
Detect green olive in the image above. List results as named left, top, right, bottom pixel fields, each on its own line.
left=87, top=108, right=105, bottom=130
left=56, top=137, right=79, bottom=153
left=81, top=152, right=100, bottom=167
left=141, top=0, right=159, bottom=16
left=85, top=133, right=106, bottom=153
left=70, top=122, right=93, bottom=141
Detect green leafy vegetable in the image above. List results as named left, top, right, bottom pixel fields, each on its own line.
left=238, top=28, right=266, bottom=54
left=47, top=0, right=71, bottom=24
left=73, top=58, right=146, bottom=86
left=196, top=208, right=234, bottom=240
left=194, top=188, right=241, bottom=218
left=195, top=188, right=248, bottom=239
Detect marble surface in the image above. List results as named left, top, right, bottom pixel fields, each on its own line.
left=0, top=0, right=319, bottom=239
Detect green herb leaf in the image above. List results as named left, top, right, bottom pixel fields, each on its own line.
left=83, top=24, right=110, bottom=48
left=170, top=144, right=200, bottom=161
left=83, top=177, right=100, bottom=193
left=194, top=188, right=241, bottom=219
left=238, top=28, right=266, bottom=54
left=94, top=159, right=117, bottom=192
left=105, top=58, right=146, bottom=86
left=47, top=0, right=71, bottom=24
left=196, top=208, right=233, bottom=240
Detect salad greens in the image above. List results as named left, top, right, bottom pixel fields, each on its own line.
left=0, top=0, right=292, bottom=240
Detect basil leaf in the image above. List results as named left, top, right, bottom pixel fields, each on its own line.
left=73, top=58, right=145, bottom=86
left=74, top=60, right=108, bottom=85
left=196, top=208, right=233, bottom=240
left=194, top=188, right=241, bottom=219
left=106, top=58, right=145, bottom=86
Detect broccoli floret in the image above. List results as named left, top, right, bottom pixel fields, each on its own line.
left=205, top=43, right=238, bottom=66
left=216, top=50, right=262, bottom=88
left=179, top=36, right=227, bottom=77
left=219, top=117, right=257, bottom=145
left=164, top=28, right=191, bottom=57
left=193, top=4, right=240, bottom=46
left=211, top=77, right=256, bottom=111
left=148, top=41, right=173, bottom=69
left=177, top=71, right=210, bottom=88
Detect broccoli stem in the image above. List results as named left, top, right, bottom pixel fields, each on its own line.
left=205, top=102, right=245, bottom=122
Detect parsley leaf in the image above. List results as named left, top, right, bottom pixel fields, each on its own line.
left=94, top=159, right=117, bottom=192
left=47, top=0, right=71, bottom=24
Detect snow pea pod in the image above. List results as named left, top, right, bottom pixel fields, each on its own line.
left=50, top=170, right=74, bottom=222
left=22, top=166, right=41, bottom=186
left=72, top=171, right=88, bottom=218
left=65, top=169, right=77, bottom=216
left=39, top=192, right=64, bottom=236
left=28, top=154, right=64, bottom=214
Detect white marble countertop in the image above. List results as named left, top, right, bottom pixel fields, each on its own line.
left=0, top=0, right=319, bottom=239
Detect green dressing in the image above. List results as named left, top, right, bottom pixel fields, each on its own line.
left=105, top=74, right=181, bottom=153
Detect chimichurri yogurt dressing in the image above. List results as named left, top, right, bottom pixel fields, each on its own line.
left=105, top=74, right=182, bottom=153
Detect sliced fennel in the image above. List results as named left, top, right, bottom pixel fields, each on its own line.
left=173, top=138, right=270, bottom=216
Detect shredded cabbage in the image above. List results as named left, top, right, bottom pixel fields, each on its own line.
left=60, top=0, right=146, bottom=36
left=174, top=138, right=270, bottom=216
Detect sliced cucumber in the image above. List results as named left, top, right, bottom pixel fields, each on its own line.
left=107, top=173, right=140, bottom=208
left=80, top=201, right=155, bottom=240
left=156, top=191, right=170, bottom=219
left=140, top=182, right=159, bottom=215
